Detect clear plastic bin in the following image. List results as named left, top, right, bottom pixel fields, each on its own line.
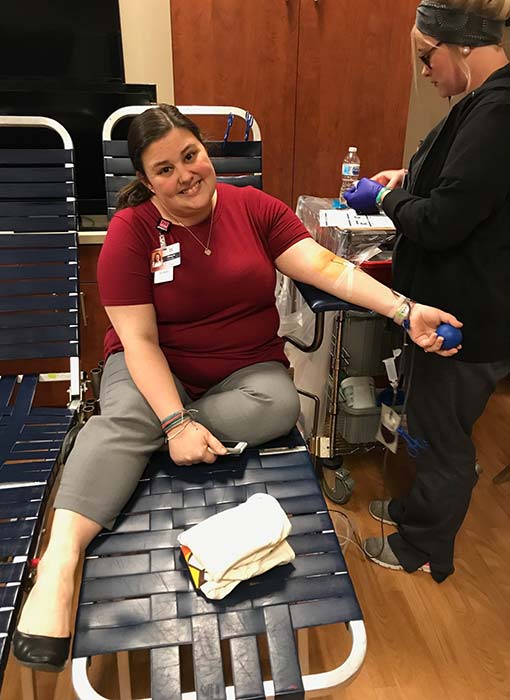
left=296, top=195, right=396, bottom=262
left=337, top=391, right=403, bottom=444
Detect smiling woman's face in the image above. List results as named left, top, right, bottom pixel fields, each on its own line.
left=140, top=127, right=217, bottom=221
left=414, top=29, right=469, bottom=98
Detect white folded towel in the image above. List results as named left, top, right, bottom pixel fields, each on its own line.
left=178, top=493, right=295, bottom=599
left=199, top=540, right=295, bottom=600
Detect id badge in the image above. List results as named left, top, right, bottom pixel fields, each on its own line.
left=152, top=242, right=181, bottom=284
left=151, top=248, right=164, bottom=272
left=375, top=404, right=402, bottom=454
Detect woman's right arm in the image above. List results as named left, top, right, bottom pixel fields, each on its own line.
left=105, top=303, right=226, bottom=465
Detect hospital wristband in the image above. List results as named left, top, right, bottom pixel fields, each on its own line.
left=392, top=298, right=414, bottom=330
left=375, top=186, right=392, bottom=212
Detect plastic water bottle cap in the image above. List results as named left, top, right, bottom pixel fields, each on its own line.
left=348, top=146, right=357, bottom=152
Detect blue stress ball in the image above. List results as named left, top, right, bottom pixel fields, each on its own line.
left=436, top=323, right=463, bottom=350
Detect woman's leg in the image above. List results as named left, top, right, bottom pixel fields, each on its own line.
left=15, top=352, right=175, bottom=647
left=16, top=510, right=101, bottom=638
left=388, top=351, right=510, bottom=582
left=188, top=361, right=300, bottom=445
left=14, top=357, right=294, bottom=656
left=55, top=352, right=169, bottom=527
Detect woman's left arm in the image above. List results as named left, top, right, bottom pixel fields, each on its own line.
left=275, top=238, right=462, bottom=356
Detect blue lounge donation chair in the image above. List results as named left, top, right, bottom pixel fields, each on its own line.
left=69, top=106, right=366, bottom=699
left=0, top=116, right=82, bottom=690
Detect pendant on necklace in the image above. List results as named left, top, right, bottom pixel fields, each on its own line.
left=204, top=248, right=212, bottom=256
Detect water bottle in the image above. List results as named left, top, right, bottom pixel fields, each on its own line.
left=339, top=146, right=361, bottom=203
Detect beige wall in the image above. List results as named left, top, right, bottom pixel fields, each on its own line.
left=118, top=0, right=174, bottom=104
left=403, top=62, right=449, bottom=167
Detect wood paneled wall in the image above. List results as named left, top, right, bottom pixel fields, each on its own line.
left=170, top=0, right=417, bottom=208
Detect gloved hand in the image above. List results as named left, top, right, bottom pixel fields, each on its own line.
left=343, top=177, right=383, bottom=214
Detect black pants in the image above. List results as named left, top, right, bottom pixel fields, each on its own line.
left=388, top=349, right=510, bottom=583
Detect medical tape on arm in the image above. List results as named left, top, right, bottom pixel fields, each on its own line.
left=330, top=256, right=407, bottom=319
left=330, top=257, right=356, bottom=295
left=329, top=242, right=386, bottom=299
left=329, top=257, right=359, bottom=300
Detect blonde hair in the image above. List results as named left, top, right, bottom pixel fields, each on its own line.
left=411, top=25, right=473, bottom=90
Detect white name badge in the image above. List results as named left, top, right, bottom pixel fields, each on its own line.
left=152, top=242, right=181, bottom=284
left=154, top=267, right=173, bottom=283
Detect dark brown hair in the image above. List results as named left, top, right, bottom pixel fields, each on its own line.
left=116, top=104, right=204, bottom=211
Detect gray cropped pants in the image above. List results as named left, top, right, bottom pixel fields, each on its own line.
left=55, top=352, right=300, bottom=529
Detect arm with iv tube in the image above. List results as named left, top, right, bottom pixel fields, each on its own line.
left=275, top=238, right=462, bottom=356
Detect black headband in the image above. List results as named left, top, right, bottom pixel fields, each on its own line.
left=416, top=1, right=505, bottom=46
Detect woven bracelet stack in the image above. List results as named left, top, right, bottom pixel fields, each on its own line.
left=160, top=408, right=197, bottom=441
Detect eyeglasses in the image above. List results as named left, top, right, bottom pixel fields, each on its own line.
left=419, top=42, right=442, bottom=69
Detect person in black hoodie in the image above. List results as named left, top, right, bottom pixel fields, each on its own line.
left=344, top=0, right=510, bottom=582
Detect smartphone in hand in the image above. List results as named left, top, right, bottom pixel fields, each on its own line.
left=222, top=440, right=248, bottom=455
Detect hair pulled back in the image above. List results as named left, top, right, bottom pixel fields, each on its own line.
left=116, top=105, right=204, bottom=211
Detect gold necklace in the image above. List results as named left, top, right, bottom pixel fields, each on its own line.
left=155, top=198, right=215, bottom=256
left=174, top=214, right=214, bottom=256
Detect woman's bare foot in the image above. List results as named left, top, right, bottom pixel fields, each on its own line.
left=16, top=553, right=77, bottom=638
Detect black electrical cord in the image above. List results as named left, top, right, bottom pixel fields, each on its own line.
left=368, top=333, right=417, bottom=560
left=335, top=331, right=418, bottom=564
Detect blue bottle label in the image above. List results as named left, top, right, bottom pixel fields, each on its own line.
left=342, top=163, right=360, bottom=177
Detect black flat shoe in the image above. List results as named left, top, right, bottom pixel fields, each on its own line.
left=12, top=629, right=71, bottom=672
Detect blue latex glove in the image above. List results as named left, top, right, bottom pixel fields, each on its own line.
left=343, top=177, right=383, bottom=214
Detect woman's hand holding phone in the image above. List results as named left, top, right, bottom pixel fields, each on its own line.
left=168, top=422, right=227, bottom=466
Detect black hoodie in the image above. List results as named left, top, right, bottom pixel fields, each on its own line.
left=383, top=64, right=510, bottom=362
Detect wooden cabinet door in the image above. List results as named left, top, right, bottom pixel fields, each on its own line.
left=293, top=0, right=416, bottom=203
left=170, top=0, right=300, bottom=206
